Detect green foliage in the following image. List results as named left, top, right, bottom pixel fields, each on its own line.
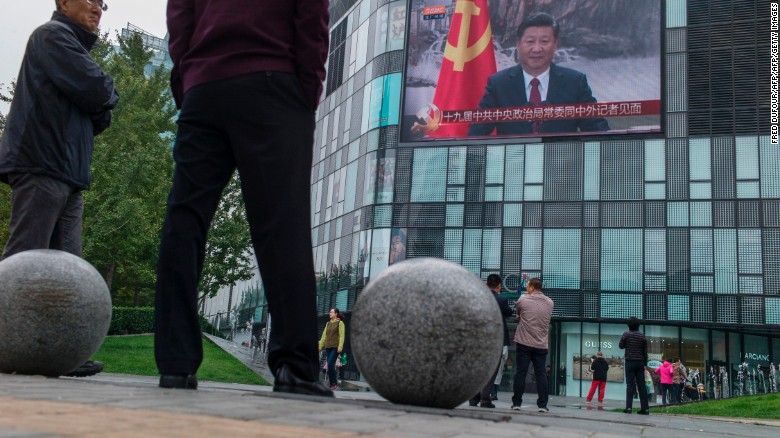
left=92, top=334, right=270, bottom=385
left=0, top=81, right=12, bottom=137
left=198, top=174, right=255, bottom=304
left=1, top=31, right=254, bottom=309
left=0, top=184, right=9, bottom=248
left=0, top=82, right=15, bottom=248
left=108, top=306, right=155, bottom=335
left=108, top=306, right=228, bottom=339
left=653, top=393, right=780, bottom=420
left=82, top=32, right=176, bottom=306
left=199, top=314, right=227, bottom=339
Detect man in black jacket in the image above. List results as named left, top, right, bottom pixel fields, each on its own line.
left=0, top=0, right=119, bottom=377
left=619, top=317, right=649, bottom=414
left=469, top=274, right=513, bottom=408
left=585, top=351, right=609, bottom=403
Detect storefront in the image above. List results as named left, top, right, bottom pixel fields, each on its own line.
left=549, top=322, right=778, bottom=401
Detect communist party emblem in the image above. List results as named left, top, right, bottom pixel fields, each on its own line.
left=415, top=0, right=497, bottom=138
left=444, top=0, right=494, bottom=72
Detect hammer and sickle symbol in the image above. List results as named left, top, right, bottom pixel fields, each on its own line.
left=411, top=103, right=442, bottom=135
left=443, top=0, right=493, bottom=72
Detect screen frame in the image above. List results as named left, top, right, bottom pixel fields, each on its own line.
left=397, top=0, right=668, bottom=147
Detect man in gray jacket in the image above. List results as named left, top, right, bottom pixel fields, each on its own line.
left=511, top=277, right=554, bottom=412
left=0, top=0, right=119, bottom=377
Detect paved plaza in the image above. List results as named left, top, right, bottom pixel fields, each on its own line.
left=0, top=336, right=776, bottom=437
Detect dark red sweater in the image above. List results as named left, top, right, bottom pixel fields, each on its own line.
left=166, top=0, right=329, bottom=110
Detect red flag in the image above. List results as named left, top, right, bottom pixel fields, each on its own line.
left=428, top=0, right=497, bottom=138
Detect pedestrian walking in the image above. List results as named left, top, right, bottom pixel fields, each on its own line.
left=319, top=308, right=345, bottom=391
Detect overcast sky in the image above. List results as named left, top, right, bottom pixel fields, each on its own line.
left=1, top=0, right=168, bottom=113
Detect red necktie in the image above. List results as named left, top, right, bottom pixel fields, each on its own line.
left=529, top=78, right=541, bottom=133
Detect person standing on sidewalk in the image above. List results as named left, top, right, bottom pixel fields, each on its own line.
left=585, top=352, right=609, bottom=403
left=0, top=0, right=119, bottom=378
left=654, top=359, right=673, bottom=404
left=318, top=308, right=345, bottom=391
left=619, top=317, right=649, bottom=415
left=154, top=0, right=331, bottom=397
left=469, top=274, right=512, bottom=408
left=510, top=277, right=554, bottom=412
left=671, top=357, right=687, bottom=404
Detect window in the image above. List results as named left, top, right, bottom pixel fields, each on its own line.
left=601, top=229, right=642, bottom=291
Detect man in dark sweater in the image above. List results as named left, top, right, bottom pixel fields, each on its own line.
left=154, top=0, right=331, bottom=397
left=619, top=317, right=649, bottom=414
left=585, top=351, right=609, bottom=403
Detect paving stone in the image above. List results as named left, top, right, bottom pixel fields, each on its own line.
left=3, top=325, right=777, bottom=438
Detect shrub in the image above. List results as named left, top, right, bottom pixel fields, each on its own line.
left=108, top=306, right=154, bottom=335
left=108, top=307, right=226, bottom=339
left=199, top=315, right=227, bottom=339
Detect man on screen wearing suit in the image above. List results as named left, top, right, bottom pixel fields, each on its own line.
left=468, top=13, right=609, bottom=136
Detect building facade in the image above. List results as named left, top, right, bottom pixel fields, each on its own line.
left=311, top=0, right=779, bottom=399
left=120, top=23, right=173, bottom=75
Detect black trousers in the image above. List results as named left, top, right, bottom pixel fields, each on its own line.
left=470, top=359, right=501, bottom=405
left=512, top=344, right=549, bottom=408
left=624, top=360, right=649, bottom=411
left=154, top=72, right=319, bottom=381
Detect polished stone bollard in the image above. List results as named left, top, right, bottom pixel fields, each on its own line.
left=351, top=258, right=503, bottom=409
left=0, top=250, right=112, bottom=376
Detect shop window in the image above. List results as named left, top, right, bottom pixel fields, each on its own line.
left=681, top=327, right=709, bottom=378
left=645, top=325, right=679, bottom=364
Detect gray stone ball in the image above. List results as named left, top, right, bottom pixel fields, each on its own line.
left=351, top=258, right=503, bottom=409
left=0, top=250, right=112, bottom=377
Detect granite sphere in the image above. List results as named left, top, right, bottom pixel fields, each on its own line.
left=0, top=250, right=112, bottom=376
left=351, top=258, right=503, bottom=409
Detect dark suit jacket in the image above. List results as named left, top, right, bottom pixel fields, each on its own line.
left=494, top=293, right=512, bottom=346
left=468, top=63, right=609, bottom=136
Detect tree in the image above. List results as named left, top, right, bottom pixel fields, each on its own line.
left=1, top=31, right=256, bottom=308
left=0, top=81, right=12, bottom=135
left=0, top=82, right=16, bottom=249
left=82, top=32, right=177, bottom=306
left=198, top=174, right=256, bottom=307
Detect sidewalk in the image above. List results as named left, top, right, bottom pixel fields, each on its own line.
left=0, top=337, right=776, bottom=437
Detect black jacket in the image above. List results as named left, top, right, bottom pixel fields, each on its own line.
left=619, top=330, right=648, bottom=362
left=494, top=292, right=512, bottom=346
left=590, top=357, right=609, bottom=381
left=0, top=12, right=119, bottom=190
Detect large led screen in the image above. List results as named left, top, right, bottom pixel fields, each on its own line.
left=401, top=0, right=663, bottom=143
